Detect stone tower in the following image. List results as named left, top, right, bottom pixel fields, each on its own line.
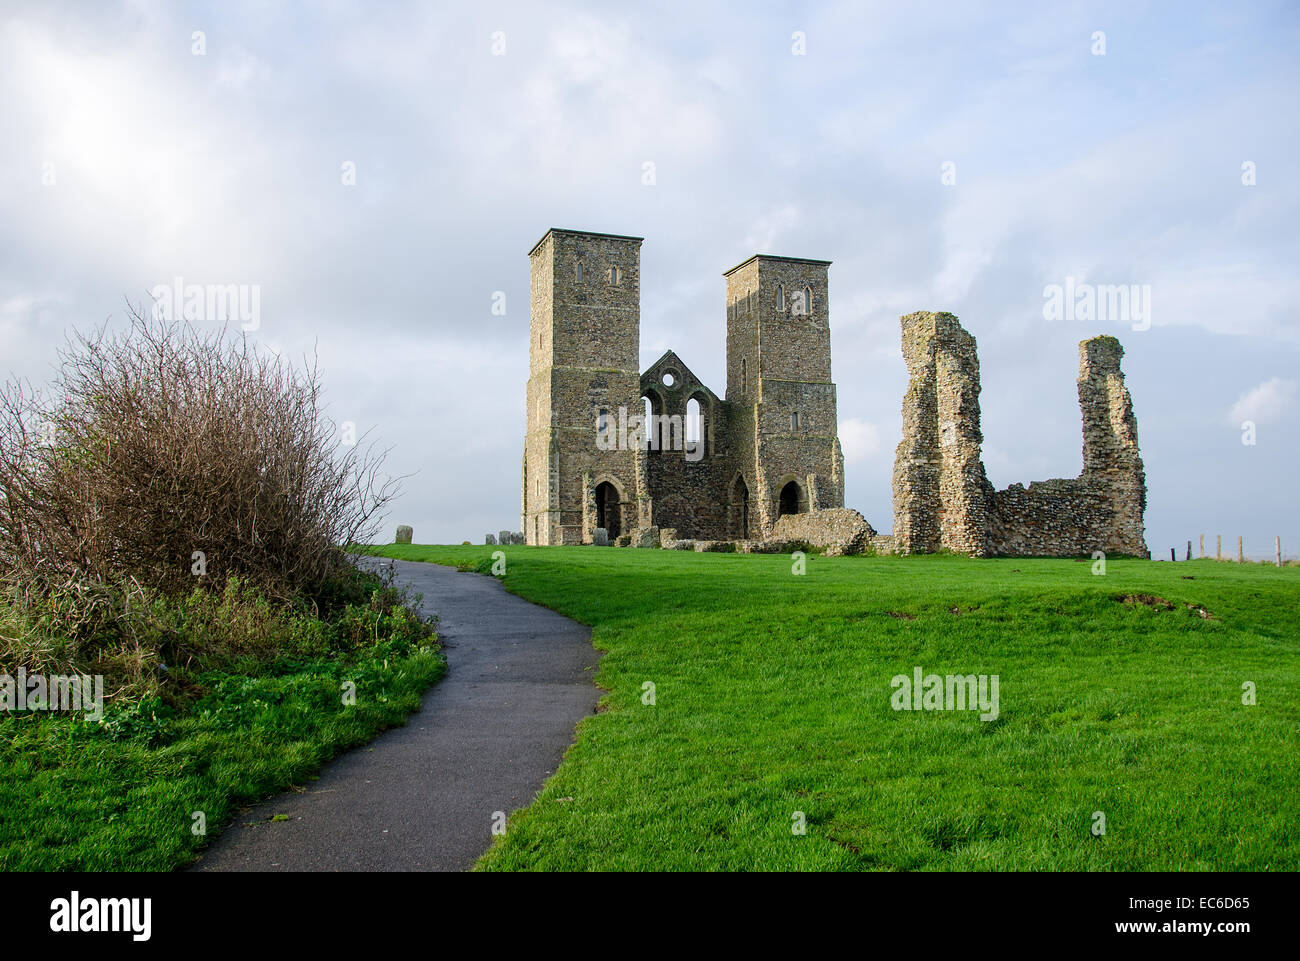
left=522, top=229, right=644, bottom=545
left=723, top=255, right=844, bottom=538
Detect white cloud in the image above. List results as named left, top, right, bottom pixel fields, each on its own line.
left=1228, top=377, right=1298, bottom=426
left=838, top=417, right=883, bottom=463
left=0, top=0, right=1297, bottom=553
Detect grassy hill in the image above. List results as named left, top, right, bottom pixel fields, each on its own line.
left=369, top=544, right=1299, bottom=871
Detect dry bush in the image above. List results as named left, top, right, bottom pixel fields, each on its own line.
left=0, top=306, right=397, bottom=607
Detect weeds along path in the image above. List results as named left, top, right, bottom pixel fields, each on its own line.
left=190, top=558, right=600, bottom=872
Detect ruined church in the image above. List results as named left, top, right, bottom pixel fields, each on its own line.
left=521, top=227, right=1148, bottom=557
left=522, top=228, right=843, bottom=546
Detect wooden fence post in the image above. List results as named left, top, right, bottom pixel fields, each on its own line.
left=1238, top=536, right=1244, bottom=563
left=1277, top=536, right=1283, bottom=568
left=1216, top=535, right=1222, bottom=560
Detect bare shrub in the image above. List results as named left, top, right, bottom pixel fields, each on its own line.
left=0, top=306, right=398, bottom=605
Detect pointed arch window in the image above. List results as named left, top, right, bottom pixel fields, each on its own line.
left=796, top=286, right=813, bottom=317
left=686, top=397, right=703, bottom=446
left=775, top=285, right=785, bottom=310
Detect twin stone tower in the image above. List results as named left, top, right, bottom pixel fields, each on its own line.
left=521, top=227, right=1148, bottom=558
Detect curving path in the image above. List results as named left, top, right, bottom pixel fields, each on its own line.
left=190, top=558, right=600, bottom=872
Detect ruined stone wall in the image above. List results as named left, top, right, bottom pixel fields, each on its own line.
left=1076, top=336, right=1147, bottom=556
left=891, top=312, right=981, bottom=554
left=640, top=352, right=735, bottom=540
left=771, top=507, right=876, bottom=555
left=891, top=313, right=1148, bottom=558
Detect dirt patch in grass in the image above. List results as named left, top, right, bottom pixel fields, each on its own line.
left=1119, top=593, right=1175, bottom=610
left=887, top=611, right=916, bottom=621
left=1118, top=594, right=1215, bottom=619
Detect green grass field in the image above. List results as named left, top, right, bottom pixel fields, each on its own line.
left=371, top=544, right=1299, bottom=871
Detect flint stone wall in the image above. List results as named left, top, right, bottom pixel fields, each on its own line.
left=524, top=231, right=844, bottom=547
left=630, top=526, right=660, bottom=548
left=891, top=313, right=1148, bottom=558
left=771, top=507, right=877, bottom=556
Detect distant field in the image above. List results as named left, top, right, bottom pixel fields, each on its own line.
left=367, top=544, right=1300, bottom=871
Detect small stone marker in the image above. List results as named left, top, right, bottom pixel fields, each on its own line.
left=395, top=525, right=413, bottom=545
left=511, top=532, right=525, bottom=545
left=486, top=533, right=497, bottom=546
left=499, top=530, right=510, bottom=547
left=592, top=527, right=608, bottom=546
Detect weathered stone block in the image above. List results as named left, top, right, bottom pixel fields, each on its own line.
left=592, top=527, right=609, bottom=546
left=485, top=533, right=497, bottom=546
left=395, top=525, right=413, bottom=545
left=630, top=526, right=660, bottom=548
left=772, top=507, right=876, bottom=555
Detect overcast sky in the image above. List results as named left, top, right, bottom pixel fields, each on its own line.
left=2, top=0, right=1297, bottom=557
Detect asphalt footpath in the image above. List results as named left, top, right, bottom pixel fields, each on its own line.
left=190, top=557, right=600, bottom=871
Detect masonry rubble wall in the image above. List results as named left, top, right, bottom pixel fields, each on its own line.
left=771, top=507, right=877, bottom=555
left=891, top=313, right=1148, bottom=558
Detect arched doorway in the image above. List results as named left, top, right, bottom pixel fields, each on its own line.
left=595, top=481, right=621, bottom=538
left=729, top=475, right=750, bottom=539
left=778, top=481, right=803, bottom=518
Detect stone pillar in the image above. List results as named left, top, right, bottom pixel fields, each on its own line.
left=934, top=317, right=990, bottom=556
left=632, top=446, right=653, bottom=528
left=581, top=470, right=597, bottom=544
left=806, top=473, right=822, bottom=511
left=891, top=312, right=943, bottom=554
left=1078, top=336, right=1147, bottom=557
left=891, top=312, right=991, bottom=556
